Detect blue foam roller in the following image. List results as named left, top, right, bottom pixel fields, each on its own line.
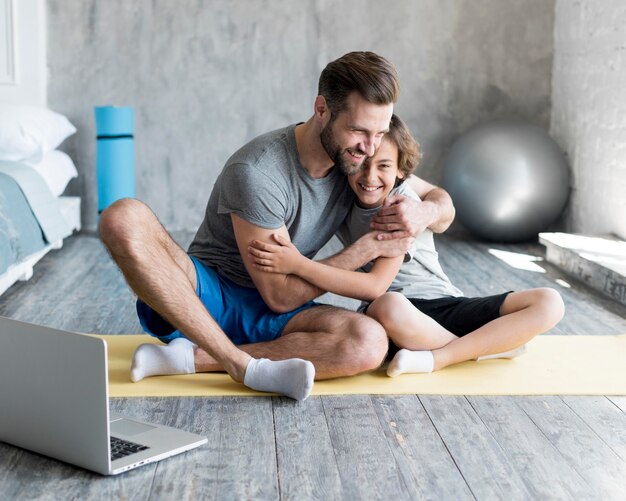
left=95, top=106, right=135, bottom=213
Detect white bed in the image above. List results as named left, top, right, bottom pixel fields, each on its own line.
left=0, top=104, right=81, bottom=297
left=0, top=0, right=75, bottom=296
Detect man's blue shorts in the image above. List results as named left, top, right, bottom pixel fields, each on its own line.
left=136, top=256, right=319, bottom=345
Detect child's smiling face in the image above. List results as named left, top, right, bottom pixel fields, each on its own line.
left=347, top=136, right=403, bottom=208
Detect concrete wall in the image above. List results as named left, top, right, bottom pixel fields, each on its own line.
left=551, top=0, right=626, bottom=240
left=47, top=0, right=554, bottom=232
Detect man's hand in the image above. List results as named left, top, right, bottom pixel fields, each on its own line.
left=370, top=194, right=430, bottom=240
left=370, top=176, right=455, bottom=240
left=248, top=234, right=304, bottom=274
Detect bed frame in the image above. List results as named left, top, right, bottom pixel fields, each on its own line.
left=0, top=196, right=81, bottom=297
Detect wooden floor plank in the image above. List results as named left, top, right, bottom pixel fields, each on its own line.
left=562, top=396, right=626, bottom=463
left=442, top=238, right=536, bottom=295
left=0, top=235, right=141, bottom=334
left=127, top=396, right=280, bottom=501
left=0, top=434, right=154, bottom=501
left=419, top=395, right=535, bottom=500
left=516, top=396, right=626, bottom=500
left=272, top=396, right=343, bottom=500
left=608, top=396, right=626, bottom=413
left=321, top=395, right=410, bottom=499
left=0, top=444, right=23, bottom=498
left=467, top=396, right=594, bottom=499
left=371, top=395, right=474, bottom=500
left=0, top=236, right=97, bottom=324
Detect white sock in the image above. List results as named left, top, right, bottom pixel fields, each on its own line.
left=387, top=349, right=434, bottom=377
left=477, top=344, right=528, bottom=362
left=243, top=358, right=315, bottom=401
left=130, top=338, right=196, bottom=382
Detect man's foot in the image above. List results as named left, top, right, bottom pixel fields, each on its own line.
left=476, top=344, right=528, bottom=361
left=243, top=358, right=315, bottom=401
left=130, top=338, right=196, bottom=382
left=386, top=349, right=434, bottom=377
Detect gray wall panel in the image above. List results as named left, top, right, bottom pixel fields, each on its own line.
left=551, top=0, right=626, bottom=239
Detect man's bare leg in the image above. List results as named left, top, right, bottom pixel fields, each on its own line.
left=193, top=305, right=390, bottom=379
left=99, top=198, right=315, bottom=400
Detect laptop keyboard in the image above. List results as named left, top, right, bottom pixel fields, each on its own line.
left=110, top=436, right=150, bottom=461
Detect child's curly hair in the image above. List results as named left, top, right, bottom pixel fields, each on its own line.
left=386, top=114, right=422, bottom=180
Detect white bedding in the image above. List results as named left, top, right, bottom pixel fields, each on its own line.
left=0, top=103, right=80, bottom=296
left=0, top=103, right=78, bottom=196
left=25, top=150, right=78, bottom=196
left=0, top=103, right=76, bottom=163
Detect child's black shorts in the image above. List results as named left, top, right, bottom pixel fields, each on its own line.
left=406, top=292, right=512, bottom=337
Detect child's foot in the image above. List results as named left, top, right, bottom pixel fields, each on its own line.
left=476, top=344, right=528, bottom=362
left=387, top=349, right=434, bottom=377
left=130, top=338, right=196, bottom=382
left=243, top=358, right=315, bottom=401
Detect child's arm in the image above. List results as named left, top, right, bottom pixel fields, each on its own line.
left=248, top=234, right=404, bottom=301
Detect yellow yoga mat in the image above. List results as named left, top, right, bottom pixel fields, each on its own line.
left=100, top=334, right=626, bottom=397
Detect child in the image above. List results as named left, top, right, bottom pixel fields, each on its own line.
left=248, top=115, right=564, bottom=376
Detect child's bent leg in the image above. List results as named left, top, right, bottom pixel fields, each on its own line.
left=367, top=292, right=458, bottom=350
left=432, top=288, right=564, bottom=371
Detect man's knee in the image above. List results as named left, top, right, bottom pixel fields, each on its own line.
left=99, top=198, right=153, bottom=255
left=341, top=314, right=388, bottom=373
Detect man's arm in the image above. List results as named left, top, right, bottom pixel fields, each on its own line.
left=232, top=215, right=318, bottom=313
left=232, top=214, right=411, bottom=313
left=370, top=174, right=455, bottom=238
left=249, top=233, right=404, bottom=301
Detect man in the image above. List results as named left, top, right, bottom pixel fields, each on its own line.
left=100, top=51, right=454, bottom=401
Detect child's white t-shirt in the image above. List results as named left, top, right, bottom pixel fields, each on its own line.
left=336, top=182, right=463, bottom=301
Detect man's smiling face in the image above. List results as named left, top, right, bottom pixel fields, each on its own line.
left=320, top=92, right=393, bottom=176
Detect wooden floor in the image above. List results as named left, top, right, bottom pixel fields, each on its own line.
left=1, top=232, right=626, bottom=500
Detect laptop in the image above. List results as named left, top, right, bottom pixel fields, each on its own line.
left=0, top=316, right=208, bottom=475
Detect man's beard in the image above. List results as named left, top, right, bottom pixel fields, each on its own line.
left=320, top=120, right=365, bottom=176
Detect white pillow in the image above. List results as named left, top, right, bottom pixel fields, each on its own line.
left=0, top=104, right=77, bottom=163
left=26, top=150, right=78, bottom=197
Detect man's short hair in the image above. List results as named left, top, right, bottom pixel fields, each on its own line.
left=386, top=114, right=422, bottom=179
left=318, top=51, right=400, bottom=115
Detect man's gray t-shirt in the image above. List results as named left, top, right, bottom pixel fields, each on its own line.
left=337, top=183, right=463, bottom=301
left=189, top=124, right=354, bottom=288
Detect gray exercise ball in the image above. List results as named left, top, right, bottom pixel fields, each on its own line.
left=441, top=120, right=570, bottom=242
